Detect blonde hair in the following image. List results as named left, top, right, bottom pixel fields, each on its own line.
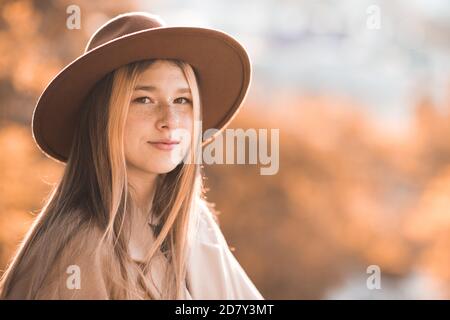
left=0, top=59, right=204, bottom=299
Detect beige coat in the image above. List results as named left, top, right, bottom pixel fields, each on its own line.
left=145, top=200, right=264, bottom=300
left=7, top=200, right=264, bottom=300
left=185, top=200, right=264, bottom=299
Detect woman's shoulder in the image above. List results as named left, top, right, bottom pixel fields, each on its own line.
left=36, top=217, right=109, bottom=299
left=4, top=211, right=109, bottom=299
left=49, top=212, right=106, bottom=267
left=187, top=198, right=265, bottom=299
left=191, top=198, right=229, bottom=248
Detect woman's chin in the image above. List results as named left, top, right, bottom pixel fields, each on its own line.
left=143, top=162, right=180, bottom=175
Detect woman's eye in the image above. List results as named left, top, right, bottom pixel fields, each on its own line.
left=174, top=97, right=192, bottom=104
left=133, top=96, right=153, bottom=104
left=132, top=96, right=191, bottom=105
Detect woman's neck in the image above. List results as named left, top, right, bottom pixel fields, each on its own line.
left=126, top=169, right=160, bottom=262
left=126, top=165, right=159, bottom=213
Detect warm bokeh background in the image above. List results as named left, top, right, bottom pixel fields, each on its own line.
left=0, top=0, right=449, bottom=299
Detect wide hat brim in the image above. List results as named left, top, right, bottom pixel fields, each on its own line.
left=32, top=26, right=252, bottom=164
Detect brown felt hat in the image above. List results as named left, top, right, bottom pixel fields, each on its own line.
left=31, top=12, right=252, bottom=164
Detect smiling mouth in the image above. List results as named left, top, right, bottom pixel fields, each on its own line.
left=147, top=141, right=179, bottom=151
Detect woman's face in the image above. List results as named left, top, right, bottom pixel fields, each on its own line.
left=124, top=60, right=193, bottom=175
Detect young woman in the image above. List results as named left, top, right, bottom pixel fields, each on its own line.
left=0, top=12, right=263, bottom=300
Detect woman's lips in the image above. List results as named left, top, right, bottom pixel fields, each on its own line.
left=148, top=141, right=179, bottom=151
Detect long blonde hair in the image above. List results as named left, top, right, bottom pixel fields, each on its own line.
left=0, top=58, right=204, bottom=299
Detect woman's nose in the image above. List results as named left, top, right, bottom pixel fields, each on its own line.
left=155, top=103, right=179, bottom=130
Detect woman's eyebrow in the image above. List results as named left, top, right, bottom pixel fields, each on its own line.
left=134, top=85, right=157, bottom=91
left=134, top=85, right=191, bottom=94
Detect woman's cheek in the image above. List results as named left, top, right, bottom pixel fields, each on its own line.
left=124, top=117, right=146, bottom=149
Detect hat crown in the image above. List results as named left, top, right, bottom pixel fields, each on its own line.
left=85, top=12, right=166, bottom=52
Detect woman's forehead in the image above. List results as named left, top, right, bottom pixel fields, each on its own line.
left=136, top=60, right=190, bottom=91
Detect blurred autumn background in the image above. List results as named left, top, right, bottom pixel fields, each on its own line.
left=0, top=0, right=449, bottom=299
